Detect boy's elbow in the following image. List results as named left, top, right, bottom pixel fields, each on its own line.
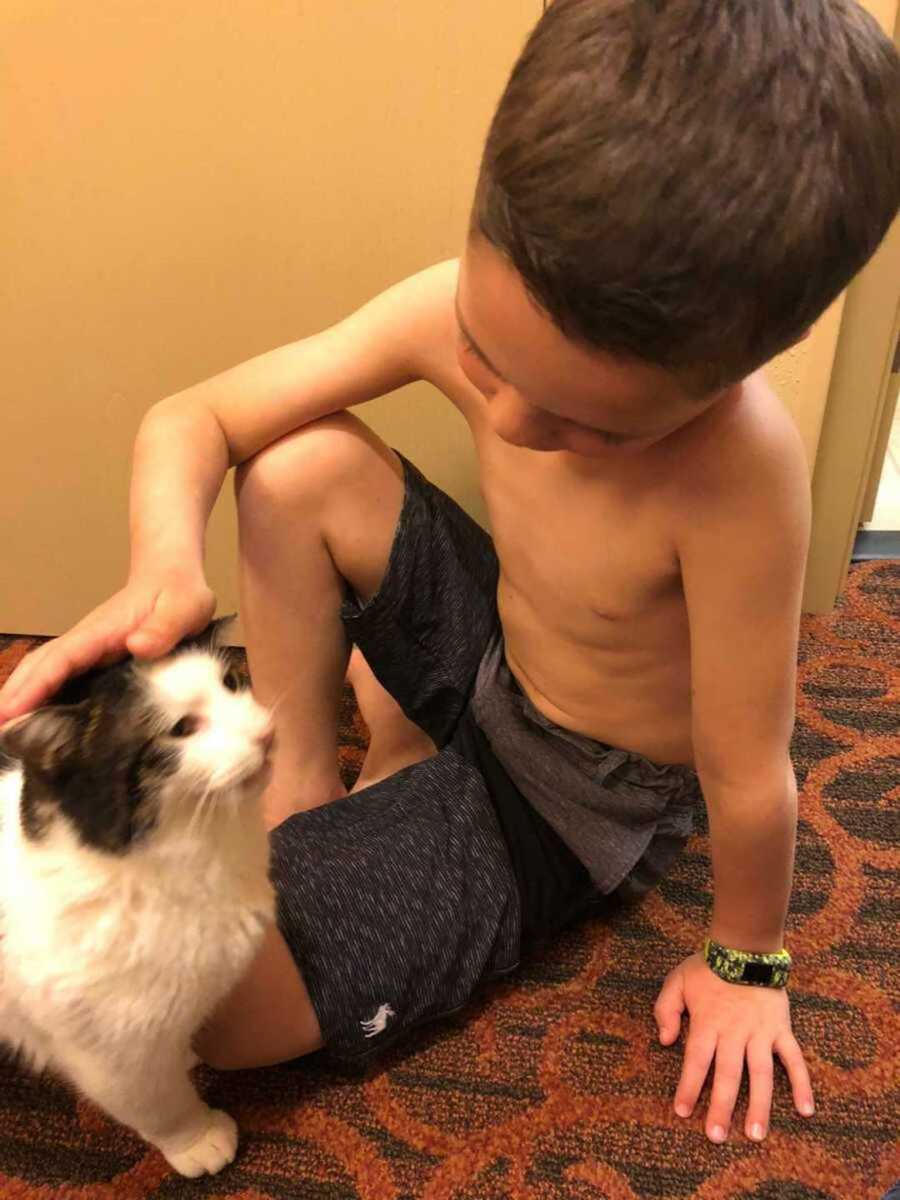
left=696, top=752, right=797, bottom=809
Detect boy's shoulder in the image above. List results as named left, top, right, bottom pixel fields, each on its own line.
left=668, top=372, right=811, bottom=562
left=673, top=372, right=809, bottom=510
left=389, top=258, right=459, bottom=342
left=370, top=258, right=460, bottom=384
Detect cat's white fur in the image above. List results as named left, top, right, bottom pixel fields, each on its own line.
left=0, top=650, right=276, bottom=1177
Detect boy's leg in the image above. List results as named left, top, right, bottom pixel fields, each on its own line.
left=195, top=745, right=521, bottom=1073
left=202, top=430, right=505, bottom=1071
left=199, top=414, right=418, bottom=1069
left=346, top=647, right=436, bottom=791
left=235, top=412, right=407, bottom=828
left=193, top=924, right=324, bottom=1070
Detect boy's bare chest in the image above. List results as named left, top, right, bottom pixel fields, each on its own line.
left=474, top=434, right=683, bottom=636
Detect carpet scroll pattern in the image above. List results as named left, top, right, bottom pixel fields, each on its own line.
left=0, top=561, right=897, bottom=1198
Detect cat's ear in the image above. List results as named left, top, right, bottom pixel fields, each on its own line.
left=176, top=615, right=237, bottom=655
left=0, top=704, right=90, bottom=772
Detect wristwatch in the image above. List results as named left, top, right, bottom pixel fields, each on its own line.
left=703, top=937, right=792, bottom=989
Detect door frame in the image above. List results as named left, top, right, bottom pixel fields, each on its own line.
left=803, top=214, right=900, bottom=612
left=801, top=0, right=900, bottom=612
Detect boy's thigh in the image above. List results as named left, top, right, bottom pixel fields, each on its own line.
left=267, top=748, right=520, bottom=1068
left=193, top=923, right=324, bottom=1071
left=341, top=453, right=501, bottom=747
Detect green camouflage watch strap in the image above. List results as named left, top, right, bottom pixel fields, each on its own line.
left=703, top=937, right=792, bottom=989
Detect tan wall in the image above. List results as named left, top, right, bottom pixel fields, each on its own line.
left=765, top=298, right=846, bottom=467
left=764, top=0, right=897, bottom=475
left=2, top=1, right=538, bottom=635
left=3, top=0, right=894, bottom=635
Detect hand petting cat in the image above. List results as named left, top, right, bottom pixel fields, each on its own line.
left=0, top=572, right=216, bottom=723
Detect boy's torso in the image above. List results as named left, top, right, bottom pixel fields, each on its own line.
left=418, top=264, right=785, bottom=768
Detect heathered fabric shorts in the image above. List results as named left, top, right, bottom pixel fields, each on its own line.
left=268, top=751, right=521, bottom=1066
left=268, top=452, right=698, bottom=1066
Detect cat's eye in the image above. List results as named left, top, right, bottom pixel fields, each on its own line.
left=170, top=715, right=200, bottom=738
left=222, top=667, right=242, bottom=692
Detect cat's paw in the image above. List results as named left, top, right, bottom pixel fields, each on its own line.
left=159, top=1109, right=238, bottom=1177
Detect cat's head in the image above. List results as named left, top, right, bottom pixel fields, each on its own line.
left=0, top=620, right=274, bottom=853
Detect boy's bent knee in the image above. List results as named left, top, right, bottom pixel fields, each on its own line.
left=234, top=412, right=399, bottom=510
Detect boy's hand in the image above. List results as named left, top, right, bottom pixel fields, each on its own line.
left=654, top=952, right=815, bottom=1144
left=0, top=574, right=216, bottom=723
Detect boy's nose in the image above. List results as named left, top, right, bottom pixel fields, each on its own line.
left=489, top=392, right=557, bottom=449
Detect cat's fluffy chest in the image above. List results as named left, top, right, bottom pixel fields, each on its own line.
left=0, top=632, right=281, bottom=1176
left=0, top=759, right=274, bottom=1062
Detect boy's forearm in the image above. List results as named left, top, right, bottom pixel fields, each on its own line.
left=703, top=765, right=798, bottom=954
left=129, top=395, right=230, bottom=579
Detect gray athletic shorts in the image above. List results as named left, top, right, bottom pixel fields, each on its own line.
left=268, top=452, right=698, bottom=1066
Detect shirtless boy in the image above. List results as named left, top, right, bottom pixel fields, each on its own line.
left=2, top=0, right=899, bottom=1149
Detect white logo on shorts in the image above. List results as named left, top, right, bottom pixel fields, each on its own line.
left=361, top=1002, right=396, bottom=1038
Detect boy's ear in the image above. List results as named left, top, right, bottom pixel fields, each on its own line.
left=176, top=615, right=237, bottom=655
left=0, top=704, right=90, bottom=772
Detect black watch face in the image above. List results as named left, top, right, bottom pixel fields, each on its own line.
left=743, top=961, right=775, bottom=985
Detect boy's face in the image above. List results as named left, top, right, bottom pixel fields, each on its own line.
left=456, top=236, right=726, bottom=458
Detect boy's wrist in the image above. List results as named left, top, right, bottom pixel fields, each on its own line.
left=702, top=937, right=792, bottom=989
left=707, top=924, right=786, bottom=957
left=129, top=540, right=205, bottom=582
left=128, top=396, right=228, bottom=583
left=127, top=554, right=208, bottom=592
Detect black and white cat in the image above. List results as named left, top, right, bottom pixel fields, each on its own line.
left=0, top=626, right=276, bottom=1177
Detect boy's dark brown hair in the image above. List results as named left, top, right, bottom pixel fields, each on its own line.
left=473, top=0, right=900, bottom=391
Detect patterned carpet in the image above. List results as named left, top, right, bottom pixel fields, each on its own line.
left=0, top=561, right=897, bottom=1199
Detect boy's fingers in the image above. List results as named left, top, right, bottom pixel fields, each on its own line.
left=126, top=626, right=172, bottom=657
left=0, top=644, right=57, bottom=712
left=744, top=1037, right=774, bottom=1141
left=0, top=623, right=123, bottom=719
left=654, top=967, right=686, bottom=1044
left=706, top=1038, right=744, bottom=1141
left=673, top=1030, right=716, bottom=1118
left=0, top=657, right=54, bottom=720
left=126, top=593, right=192, bottom=658
left=775, top=1033, right=815, bottom=1117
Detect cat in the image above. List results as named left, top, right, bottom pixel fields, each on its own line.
left=0, top=622, right=276, bottom=1177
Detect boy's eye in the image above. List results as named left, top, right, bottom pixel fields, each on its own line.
left=222, top=667, right=241, bottom=692
left=459, top=332, right=493, bottom=370
left=170, top=716, right=200, bottom=738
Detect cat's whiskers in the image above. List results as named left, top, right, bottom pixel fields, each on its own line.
left=186, top=777, right=217, bottom=838
left=264, top=686, right=291, bottom=723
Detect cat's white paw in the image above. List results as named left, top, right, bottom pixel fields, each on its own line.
left=159, top=1109, right=238, bottom=1177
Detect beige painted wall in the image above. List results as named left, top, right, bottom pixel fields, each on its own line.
left=2, top=0, right=894, bottom=634
left=2, top=1, right=538, bottom=635
left=764, top=298, right=846, bottom=467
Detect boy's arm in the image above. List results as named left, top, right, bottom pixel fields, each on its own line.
left=133, top=258, right=460, bottom=572
left=678, top=414, right=810, bottom=953
left=653, top=395, right=816, bottom=1144
left=0, top=261, right=460, bottom=720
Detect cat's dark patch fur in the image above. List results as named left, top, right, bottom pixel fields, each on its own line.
left=0, top=618, right=237, bottom=854
left=8, top=662, right=174, bottom=852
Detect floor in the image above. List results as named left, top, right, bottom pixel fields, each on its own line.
left=866, top=406, right=900, bottom=531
